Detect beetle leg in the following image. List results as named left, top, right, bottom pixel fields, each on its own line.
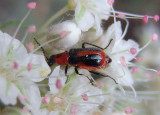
left=89, top=70, right=118, bottom=84
left=75, top=66, right=83, bottom=75
left=65, top=65, right=68, bottom=76
left=65, top=65, right=69, bottom=84
left=75, top=66, right=94, bottom=85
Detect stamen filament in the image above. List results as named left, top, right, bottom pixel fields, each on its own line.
left=138, top=40, right=151, bottom=52
left=110, top=10, right=153, bottom=19
left=13, top=9, right=32, bottom=38
left=88, top=93, right=111, bottom=97
left=16, top=31, right=28, bottom=52
left=117, top=19, right=129, bottom=43
left=32, top=37, right=60, bottom=53
left=111, top=6, right=118, bottom=40
left=128, top=63, right=157, bottom=72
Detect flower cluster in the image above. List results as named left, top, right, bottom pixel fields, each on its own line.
left=0, top=1, right=159, bottom=115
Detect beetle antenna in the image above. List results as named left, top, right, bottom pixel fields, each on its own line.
left=104, top=39, right=113, bottom=50
left=33, top=38, right=49, bottom=61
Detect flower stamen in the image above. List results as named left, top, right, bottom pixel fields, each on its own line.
left=42, top=96, right=50, bottom=104
left=125, top=106, right=133, bottom=114
left=27, top=63, right=33, bottom=71
left=81, top=94, right=88, bottom=101
left=120, top=56, right=127, bottom=67
left=13, top=61, right=19, bottom=69
left=56, top=78, right=63, bottom=89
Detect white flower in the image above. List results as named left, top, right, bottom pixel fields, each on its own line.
left=0, top=107, right=31, bottom=115
left=0, top=31, right=51, bottom=105
left=39, top=66, right=104, bottom=115
left=47, top=20, right=81, bottom=50
left=99, top=22, right=139, bottom=87
left=74, top=0, right=111, bottom=36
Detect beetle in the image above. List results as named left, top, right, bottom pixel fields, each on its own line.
left=34, top=38, right=117, bottom=84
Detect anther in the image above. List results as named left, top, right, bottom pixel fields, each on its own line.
left=130, top=48, right=137, bottom=55
left=42, top=96, right=50, bottom=104
left=131, top=68, right=138, bottom=74
left=135, top=57, right=142, bottom=62
left=120, top=56, right=127, bottom=67
left=27, top=2, right=36, bottom=9
left=28, top=25, right=36, bottom=33
left=13, top=61, right=19, bottom=69
left=81, top=94, right=88, bottom=101
left=107, top=0, right=115, bottom=5
left=60, top=31, right=68, bottom=38
left=27, top=63, right=33, bottom=71
left=56, top=78, right=63, bottom=89
left=142, top=15, right=148, bottom=23
left=153, top=14, right=159, bottom=22
left=125, top=106, right=133, bottom=114
left=151, top=33, right=158, bottom=41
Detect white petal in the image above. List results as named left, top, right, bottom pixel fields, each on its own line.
left=75, top=2, right=94, bottom=31
left=49, top=66, right=66, bottom=94
left=21, top=54, right=51, bottom=82
left=94, top=13, right=103, bottom=36
left=70, top=77, right=104, bottom=112
left=0, top=77, right=19, bottom=105
left=101, top=21, right=122, bottom=54
left=111, top=39, right=139, bottom=62
left=23, top=84, right=41, bottom=111
left=0, top=31, right=27, bottom=58
left=49, top=111, right=63, bottom=115
left=48, top=21, right=81, bottom=50
left=104, top=61, right=134, bottom=86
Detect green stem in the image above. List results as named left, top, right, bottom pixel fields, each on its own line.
left=39, top=6, right=68, bottom=31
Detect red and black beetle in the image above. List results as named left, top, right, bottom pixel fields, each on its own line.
left=34, top=38, right=117, bottom=84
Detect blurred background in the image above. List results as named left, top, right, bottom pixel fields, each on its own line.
left=0, top=0, right=160, bottom=115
